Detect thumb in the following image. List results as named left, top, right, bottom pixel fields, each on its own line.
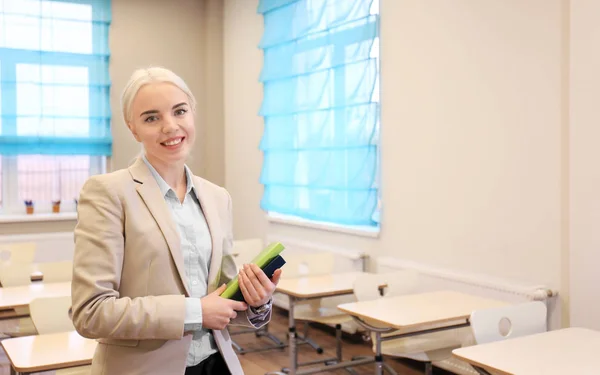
left=213, top=283, right=227, bottom=295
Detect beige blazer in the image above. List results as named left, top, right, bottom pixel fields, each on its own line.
left=71, top=157, right=268, bottom=375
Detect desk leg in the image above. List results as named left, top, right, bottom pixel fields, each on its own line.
left=374, top=331, right=383, bottom=375
left=288, top=295, right=297, bottom=375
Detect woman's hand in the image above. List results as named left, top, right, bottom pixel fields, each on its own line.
left=201, top=284, right=248, bottom=330
left=239, top=264, right=282, bottom=308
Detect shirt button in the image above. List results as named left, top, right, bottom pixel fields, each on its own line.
left=194, top=341, right=200, bottom=347
left=192, top=280, right=198, bottom=285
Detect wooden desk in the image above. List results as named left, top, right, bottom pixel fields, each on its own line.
left=276, top=271, right=369, bottom=299
left=452, top=327, right=600, bottom=375
left=0, top=281, right=71, bottom=310
left=1, top=330, right=96, bottom=375
left=268, top=272, right=379, bottom=375
left=337, top=291, right=507, bottom=375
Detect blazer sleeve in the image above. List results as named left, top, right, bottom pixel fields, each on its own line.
left=219, top=188, right=271, bottom=329
left=71, top=176, right=185, bottom=340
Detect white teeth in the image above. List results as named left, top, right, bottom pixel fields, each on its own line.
left=163, top=138, right=182, bottom=146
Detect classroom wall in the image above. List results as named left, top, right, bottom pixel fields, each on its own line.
left=224, top=0, right=570, bottom=323
left=569, top=0, right=600, bottom=331
left=3, top=0, right=224, bottom=235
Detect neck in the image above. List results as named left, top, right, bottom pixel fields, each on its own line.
left=144, top=154, right=186, bottom=190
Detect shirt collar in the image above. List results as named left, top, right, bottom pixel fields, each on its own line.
left=142, top=155, right=196, bottom=198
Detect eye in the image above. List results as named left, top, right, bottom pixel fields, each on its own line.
left=144, top=115, right=159, bottom=123
left=175, top=108, right=188, bottom=116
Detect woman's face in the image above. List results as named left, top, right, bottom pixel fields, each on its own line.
left=128, top=82, right=195, bottom=166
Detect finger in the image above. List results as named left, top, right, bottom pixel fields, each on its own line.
left=230, top=310, right=237, bottom=320
left=229, top=299, right=248, bottom=311
left=238, top=271, right=250, bottom=303
left=249, top=263, right=273, bottom=288
left=271, top=268, right=282, bottom=285
left=244, top=264, right=266, bottom=295
left=239, top=268, right=260, bottom=303
left=213, top=283, right=227, bottom=295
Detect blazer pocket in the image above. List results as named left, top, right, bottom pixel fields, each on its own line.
left=97, top=337, right=140, bottom=347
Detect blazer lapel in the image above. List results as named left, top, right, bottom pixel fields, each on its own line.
left=193, top=176, right=223, bottom=293
left=128, top=158, right=191, bottom=297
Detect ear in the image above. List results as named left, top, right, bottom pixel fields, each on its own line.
left=127, top=122, right=141, bottom=142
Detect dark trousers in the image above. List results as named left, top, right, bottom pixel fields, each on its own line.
left=185, top=352, right=230, bottom=375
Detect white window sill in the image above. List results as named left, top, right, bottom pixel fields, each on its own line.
left=0, top=212, right=77, bottom=224
left=266, top=212, right=380, bottom=238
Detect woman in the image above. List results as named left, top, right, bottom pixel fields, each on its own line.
left=70, top=67, right=281, bottom=375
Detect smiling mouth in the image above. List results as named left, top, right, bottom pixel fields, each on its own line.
left=161, top=137, right=184, bottom=147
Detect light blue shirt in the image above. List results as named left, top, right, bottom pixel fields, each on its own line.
left=143, top=156, right=217, bottom=366
left=142, top=156, right=271, bottom=367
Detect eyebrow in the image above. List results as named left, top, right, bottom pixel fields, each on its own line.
left=139, top=102, right=188, bottom=117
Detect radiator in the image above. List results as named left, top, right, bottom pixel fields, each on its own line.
left=0, top=231, right=74, bottom=263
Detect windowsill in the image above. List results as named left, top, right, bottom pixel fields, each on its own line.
left=0, top=212, right=77, bottom=224
left=266, top=212, right=380, bottom=238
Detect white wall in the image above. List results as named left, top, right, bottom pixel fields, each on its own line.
left=569, top=0, right=600, bottom=331
left=224, top=0, right=570, bottom=324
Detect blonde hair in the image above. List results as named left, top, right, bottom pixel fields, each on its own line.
left=121, top=66, right=197, bottom=124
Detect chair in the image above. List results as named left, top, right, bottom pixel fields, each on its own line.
left=0, top=262, right=33, bottom=287
left=0, top=262, right=37, bottom=338
left=353, top=271, right=466, bottom=375
left=29, top=296, right=92, bottom=375
left=37, top=260, right=73, bottom=283
left=0, top=242, right=36, bottom=264
left=229, top=238, right=286, bottom=354
left=282, top=251, right=357, bottom=366
left=469, top=301, right=547, bottom=345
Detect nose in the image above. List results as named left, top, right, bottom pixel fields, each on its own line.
left=161, top=115, right=178, bottom=134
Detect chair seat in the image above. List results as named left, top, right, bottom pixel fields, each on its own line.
left=2, top=317, right=37, bottom=337
left=293, top=305, right=354, bottom=325
left=433, top=356, right=480, bottom=375
left=379, top=330, right=464, bottom=362
left=56, top=365, right=92, bottom=375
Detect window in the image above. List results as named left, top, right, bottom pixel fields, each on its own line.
left=258, top=0, right=380, bottom=228
left=0, top=0, right=112, bottom=215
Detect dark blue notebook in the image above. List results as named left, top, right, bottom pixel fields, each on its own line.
left=229, top=255, right=286, bottom=302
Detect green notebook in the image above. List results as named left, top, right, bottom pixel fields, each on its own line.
left=220, top=242, right=285, bottom=300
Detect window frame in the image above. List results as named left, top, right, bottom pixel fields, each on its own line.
left=265, top=0, right=381, bottom=231
left=0, top=0, right=109, bottom=215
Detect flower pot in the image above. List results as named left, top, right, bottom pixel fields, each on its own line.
left=24, top=200, right=34, bottom=214
left=52, top=204, right=60, bottom=213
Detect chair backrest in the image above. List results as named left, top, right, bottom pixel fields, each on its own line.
left=37, top=261, right=73, bottom=283
left=469, top=301, right=547, bottom=345
left=281, top=251, right=335, bottom=279
left=353, top=272, right=389, bottom=302
left=29, top=296, right=74, bottom=334
left=0, top=262, right=33, bottom=287
left=0, top=242, right=36, bottom=263
left=232, top=238, right=264, bottom=269
left=382, top=269, right=420, bottom=297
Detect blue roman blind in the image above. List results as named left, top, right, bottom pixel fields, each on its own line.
left=258, top=0, right=380, bottom=227
left=0, top=0, right=111, bottom=156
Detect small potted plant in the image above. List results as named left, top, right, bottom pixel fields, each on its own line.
left=24, top=200, right=34, bottom=214
left=52, top=200, right=61, bottom=213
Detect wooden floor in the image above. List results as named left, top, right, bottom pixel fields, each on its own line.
left=0, top=307, right=455, bottom=375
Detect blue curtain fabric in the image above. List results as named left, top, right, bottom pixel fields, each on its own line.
left=0, top=0, right=111, bottom=156
left=258, top=0, right=380, bottom=227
